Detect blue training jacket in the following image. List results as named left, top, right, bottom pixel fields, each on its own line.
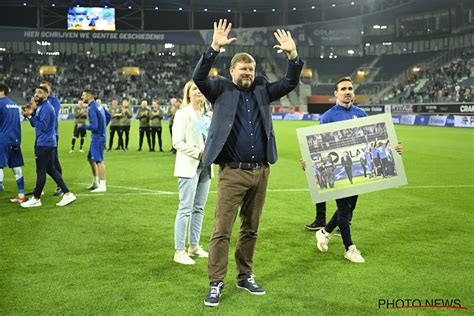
left=29, top=100, right=57, bottom=147
left=0, top=96, right=21, bottom=145
left=47, top=95, right=61, bottom=135
left=82, top=101, right=111, bottom=142
left=320, top=104, right=367, bottom=124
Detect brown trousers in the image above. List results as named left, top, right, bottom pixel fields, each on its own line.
left=208, top=165, right=270, bottom=282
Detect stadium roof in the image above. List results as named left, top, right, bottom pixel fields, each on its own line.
left=1, top=0, right=415, bottom=13
left=0, top=0, right=468, bottom=30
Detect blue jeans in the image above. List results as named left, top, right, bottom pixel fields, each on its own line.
left=174, top=166, right=211, bottom=250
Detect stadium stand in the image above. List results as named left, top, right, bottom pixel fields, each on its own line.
left=372, top=52, right=438, bottom=82
left=0, top=50, right=268, bottom=105
left=382, top=50, right=474, bottom=103
left=309, top=56, right=377, bottom=83
left=2, top=51, right=198, bottom=104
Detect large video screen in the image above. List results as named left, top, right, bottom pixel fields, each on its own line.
left=67, top=7, right=115, bottom=31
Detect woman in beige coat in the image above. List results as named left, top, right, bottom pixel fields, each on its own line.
left=172, top=80, right=213, bottom=265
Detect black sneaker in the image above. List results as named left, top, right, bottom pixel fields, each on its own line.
left=237, top=273, right=266, bottom=295
left=304, top=219, right=326, bottom=231
left=204, top=281, right=224, bottom=307
left=53, top=187, right=63, bottom=196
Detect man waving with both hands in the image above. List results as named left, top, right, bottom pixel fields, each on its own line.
left=192, top=19, right=303, bottom=307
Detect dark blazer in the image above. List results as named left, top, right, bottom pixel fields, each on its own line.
left=193, top=50, right=303, bottom=166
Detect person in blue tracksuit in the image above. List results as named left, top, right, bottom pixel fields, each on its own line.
left=364, top=146, right=375, bottom=178
left=0, top=83, right=25, bottom=203
left=371, top=141, right=382, bottom=176
left=26, top=81, right=64, bottom=196
left=40, top=81, right=64, bottom=196
left=377, top=140, right=389, bottom=177
left=303, top=79, right=367, bottom=233
left=20, top=86, right=76, bottom=208
left=78, top=89, right=111, bottom=193
left=315, top=77, right=403, bottom=263
left=386, top=140, right=395, bottom=175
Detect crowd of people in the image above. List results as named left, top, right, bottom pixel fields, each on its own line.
left=307, top=122, right=389, bottom=152
left=1, top=50, right=198, bottom=105
left=390, top=58, right=473, bottom=104
left=103, top=97, right=167, bottom=152
left=0, top=49, right=270, bottom=108
left=0, top=78, right=183, bottom=209
left=0, top=81, right=78, bottom=207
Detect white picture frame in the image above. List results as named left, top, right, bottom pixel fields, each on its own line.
left=297, top=113, right=408, bottom=203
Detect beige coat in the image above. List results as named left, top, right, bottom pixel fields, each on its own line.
left=172, top=104, right=214, bottom=178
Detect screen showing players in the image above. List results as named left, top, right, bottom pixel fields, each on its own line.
left=67, top=7, right=115, bottom=31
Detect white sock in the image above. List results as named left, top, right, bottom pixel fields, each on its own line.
left=0, top=168, right=4, bottom=190
left=99, top=180, right=106, bottom=188
left=12, top=167, right=25, bottom=197
left=93, top=176, right=99, bottom=186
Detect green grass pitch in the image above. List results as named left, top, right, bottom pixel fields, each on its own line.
left=1, top=120, right=473, bottom=314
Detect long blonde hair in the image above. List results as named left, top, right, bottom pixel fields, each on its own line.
left=182, top=80, right=205, bottom=109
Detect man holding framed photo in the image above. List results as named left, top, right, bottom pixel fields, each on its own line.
left=302, top=77, right=403, bottom=263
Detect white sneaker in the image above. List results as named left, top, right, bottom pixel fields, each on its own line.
left=56, top=193, right=77, bottom=207
left=91, top=186, right=106, bottom=193
left=174, top=250, right=195, bottom=265
left=344, top=245, right=365, bottom=263
left=86, top=183, right=98, bottom=190
left=188, top=245, right=208, bottom=258
left=21, top=197, right=42, bottom=208
left=69, top=150, right=74, bottom=153
left=316, top=229, right=331, bottom=252
left=79, top=149, right=84, bottom=153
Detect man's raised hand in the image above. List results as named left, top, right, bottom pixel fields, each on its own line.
left=273, top=29, right=298, bottom=60
left=211, top=19, right=237, bottom=51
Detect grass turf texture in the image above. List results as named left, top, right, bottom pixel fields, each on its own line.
left=1, top=120, right=473, bottom=314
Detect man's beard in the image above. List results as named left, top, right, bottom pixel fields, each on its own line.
left=237, top=77, right=253, bottom=89
left=34, top=96, right=45, bottom=104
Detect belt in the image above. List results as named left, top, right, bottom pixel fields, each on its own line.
left=227, top=162, right=266, bottom=170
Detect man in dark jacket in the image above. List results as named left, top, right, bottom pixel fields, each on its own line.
left=193, top=19, right=303, bottom=307
left=341, top=151, right=353, bottom=184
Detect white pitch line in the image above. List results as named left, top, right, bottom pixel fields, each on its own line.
left=71, top=184, right=474, bottom=197
left=259, top=185, right=474, bottom=192
left=396, top=184, right=474, bottom=189
left=74, top=183, right=176, bottom=195
left=75, top=192, right=178, bottom=197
